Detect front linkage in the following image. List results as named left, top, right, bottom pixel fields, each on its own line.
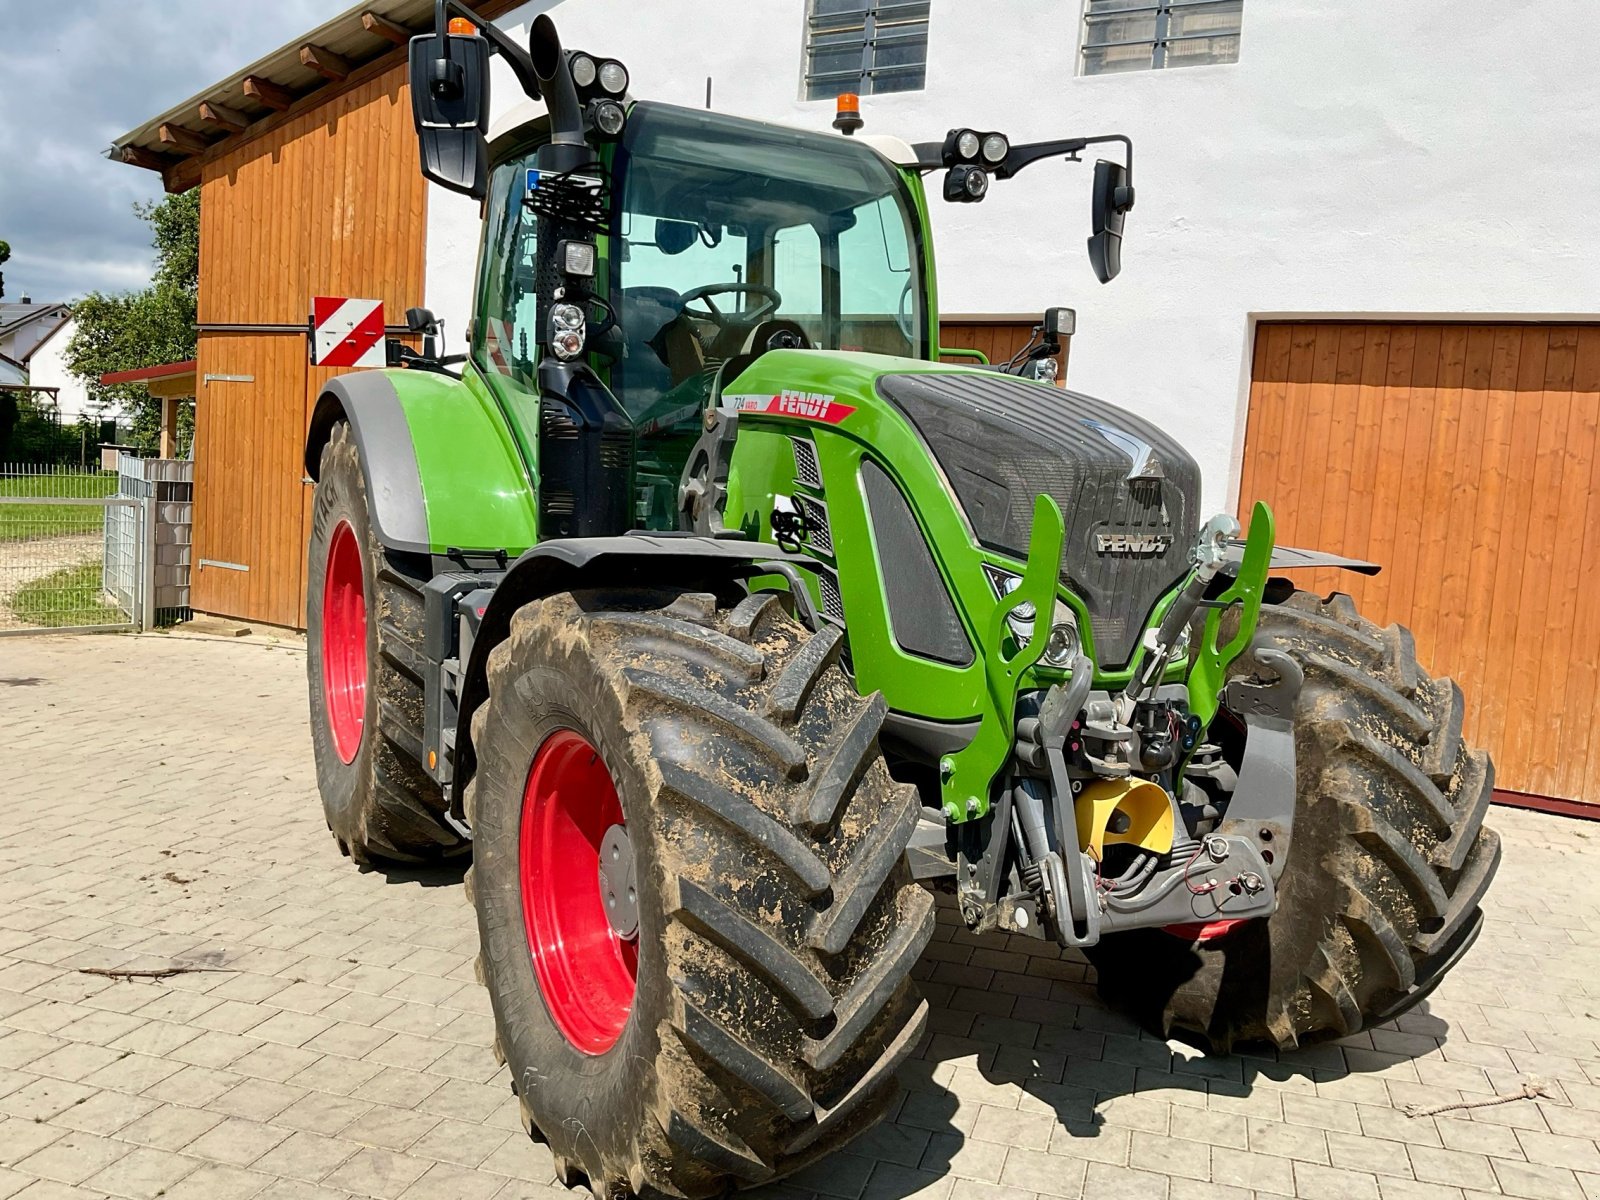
left=940, top=500, right=1294, bottom=951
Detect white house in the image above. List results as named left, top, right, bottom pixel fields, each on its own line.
left=426, top=0, right=1600, bottom=514
left=23, top=317, right=98, bottom=424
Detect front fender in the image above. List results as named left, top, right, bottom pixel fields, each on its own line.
left=304, top=368, right=539, bottom=556
left=448, top=535, right=808, bottom=817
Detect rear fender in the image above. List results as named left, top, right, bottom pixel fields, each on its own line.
left=304, top=368, right=539, bottom=556
left=447, top=535, right=808, bottom=818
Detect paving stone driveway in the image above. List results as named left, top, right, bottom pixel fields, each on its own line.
left=5, top=632, right=1600, bottom=1200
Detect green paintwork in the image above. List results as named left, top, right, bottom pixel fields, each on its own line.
left=1187, top=501, right=1275, bottom=726
left=939, top=494, right=1064, bottom=821
left=720, top=348, right=1217, bottom=820
left=385, top=364, right=540, bottom=554
left=939, top=347, right=989, bottom=364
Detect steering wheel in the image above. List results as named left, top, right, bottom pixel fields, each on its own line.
left=677, top=283, right=782, bottom=332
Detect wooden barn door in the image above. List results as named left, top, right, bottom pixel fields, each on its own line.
left=940, top=318, right=1069, bottom=380
left=193, top=63, right=426, bottom=628
left=1240, top=322, right=1600, bottom=808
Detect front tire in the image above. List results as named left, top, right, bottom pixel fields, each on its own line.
left=1088, top=588, right=1501, bottom=1050
left=306, top=421, right=465, bottom=863
left=465, top=589, right=933, bottom=1198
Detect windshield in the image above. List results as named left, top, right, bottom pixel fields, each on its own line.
left=610, top=102, right=925, bottom=423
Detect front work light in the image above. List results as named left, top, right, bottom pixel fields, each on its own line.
left=944, top=163, right=989, bottom=202
left=590, top=98, right=626, bottom=138
left=981, top=132, right=1009, bottom=164
left=598, top=59, right=629, bottom=95
left=569, top=52, right=598, bottom=89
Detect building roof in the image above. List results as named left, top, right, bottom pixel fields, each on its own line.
left=109, top=0, right=523, bottom=194
left=0, top=302, right=70, bottom=338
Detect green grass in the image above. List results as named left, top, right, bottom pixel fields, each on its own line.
left=9, top=561, right=124, bottom=628
left=0, top=471, right=115, bottom=543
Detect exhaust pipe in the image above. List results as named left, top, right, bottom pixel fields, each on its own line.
left=529, top=14, right=586, bottom=166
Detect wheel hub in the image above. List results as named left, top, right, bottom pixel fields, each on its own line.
left=598, top=824, right=639, bottom=939
left=320, top=519, right=367, bottom=764
left=519, top=730, right=638, bottom=1055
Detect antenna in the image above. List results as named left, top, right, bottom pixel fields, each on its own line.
left=705, top=77, right=712, bottom=109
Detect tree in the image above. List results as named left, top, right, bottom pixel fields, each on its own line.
left=0, top=238, right=10, bottom=299
left=64, top=192, right=199, bottom=455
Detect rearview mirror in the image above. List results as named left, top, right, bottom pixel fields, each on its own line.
left=1087, top=160, right=1135, bottom=284
left=654, top=219, right=698, bottom=256
left=408, top=32, right=490, bottom=199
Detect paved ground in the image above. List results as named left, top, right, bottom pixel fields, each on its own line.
left=5, top=632, right=1600, bottom=1200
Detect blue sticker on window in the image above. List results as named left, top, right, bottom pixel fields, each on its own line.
left=525, top=168, right=542, bottom=194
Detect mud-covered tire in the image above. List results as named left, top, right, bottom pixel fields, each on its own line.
left=1087, top=588, right=1501, bottom=1050
left=306, top=421, right=466, bottom=863
left=464, top=589, right=933, bottom=1199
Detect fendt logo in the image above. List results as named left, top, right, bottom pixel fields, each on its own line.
left=1095, top=531, right=1174, bottom=555
left=774, top=390, right=836, bottom=418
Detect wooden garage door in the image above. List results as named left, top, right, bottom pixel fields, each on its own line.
left=940, top=319, right=1070, bottom=379
left=193, top=63, right=426, bottom=629
left=1241, top=322, right=1600, bottom=807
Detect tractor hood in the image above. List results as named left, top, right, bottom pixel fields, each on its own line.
left=872, top=369, right=1199, bottom=667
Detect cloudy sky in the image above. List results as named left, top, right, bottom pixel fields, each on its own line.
left=0, top=1, right=348, bottom=304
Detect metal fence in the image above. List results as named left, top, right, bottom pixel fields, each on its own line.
left=0, top=462, right=139, bottom=635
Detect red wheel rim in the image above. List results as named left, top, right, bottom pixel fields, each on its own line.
left=321, top=519, right=368, bottom=765
left=520, top=729, right=638, bottom=1054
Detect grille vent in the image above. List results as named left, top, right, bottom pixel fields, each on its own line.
left=796, top=495, right=832, bottom=556
left=816, top=569, right=846, bottom=624
left=790, top=437, right=824, bottom=490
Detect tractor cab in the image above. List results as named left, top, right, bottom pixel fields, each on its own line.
left=472, top=101, right=929, bottom=525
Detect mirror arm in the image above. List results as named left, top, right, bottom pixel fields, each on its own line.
left=993, top=133, right=1132, bottom=183
left=432, top=0, right=542, bottom=100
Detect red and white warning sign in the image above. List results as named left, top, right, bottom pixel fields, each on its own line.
left=311, top=297, right=386, bottom=368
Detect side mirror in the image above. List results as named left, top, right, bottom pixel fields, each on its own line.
left=408, top=32, right=490, bottom=199
left=1087, top=159, right=1135, bottom=284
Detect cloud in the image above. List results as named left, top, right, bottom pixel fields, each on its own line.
left=0, top=0, right=344, bottom=303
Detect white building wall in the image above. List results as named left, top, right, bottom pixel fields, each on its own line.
left=23, top=318, right=97, bottom=424
left=426, top=0, right=1600, bottom=513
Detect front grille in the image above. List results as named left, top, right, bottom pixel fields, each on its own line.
left=791, top=437, right=824, bottom=489
left=876, top=371, right=1200, bottom=668
left=796, top=495, right=832, bottom=556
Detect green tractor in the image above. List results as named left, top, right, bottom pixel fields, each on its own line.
left=304, top=6, right=1499, bottom=1196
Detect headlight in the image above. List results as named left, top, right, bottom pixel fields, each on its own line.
left=591, top=99, right=626, bottom=137
left=981, top=132, right=1009, bottom=164
left=955, top=129, right=981, bottom=161
left=550, top=303, right=586, bottom=359
left=1043, top=617, right=1081, bottom=667
left=598, top=59, right=629, bottom=96
left=569, top=53, right=597, bottom=89
left=964, top=167, right=989, bottom=198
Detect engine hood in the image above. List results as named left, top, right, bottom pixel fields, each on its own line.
left=874, top=370, right=1200, bottom=668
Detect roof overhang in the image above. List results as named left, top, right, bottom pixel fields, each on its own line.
left=101, top=360, right=198, bottom=399
left=109, top=0, right=526, bottom=193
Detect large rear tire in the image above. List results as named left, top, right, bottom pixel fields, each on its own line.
left=465, top=589, right=932, bottom=1199
left=306, top=421, right=466, bottom=863
left=1087, top=588, right=1501, bottom=1050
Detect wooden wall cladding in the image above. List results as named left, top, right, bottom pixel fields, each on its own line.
left=1241, top=322, right=1600, bottom=806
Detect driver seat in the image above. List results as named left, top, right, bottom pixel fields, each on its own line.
left=619, top=286, right=706, bottom=397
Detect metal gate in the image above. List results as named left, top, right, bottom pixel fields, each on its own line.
left=0, top=463, right=145, bottom=635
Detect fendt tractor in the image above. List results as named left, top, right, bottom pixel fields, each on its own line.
left=304, top=5, right=1500, bottom=1196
